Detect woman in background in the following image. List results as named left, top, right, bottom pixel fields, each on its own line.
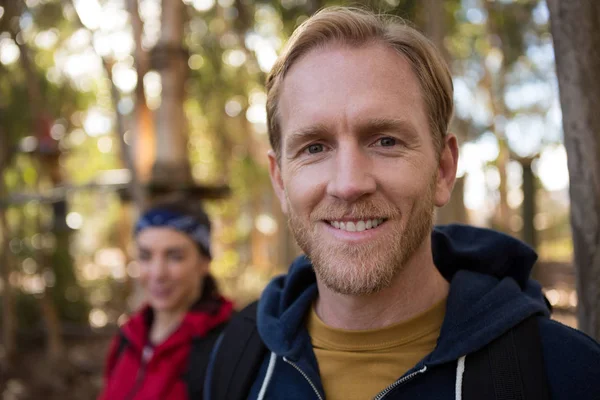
left=99, top=197, right=232, bottom=400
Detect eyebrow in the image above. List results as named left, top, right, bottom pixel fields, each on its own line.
left=356, top=118, right=419, bottom=139
left=285, top=123, right=330, bottom=155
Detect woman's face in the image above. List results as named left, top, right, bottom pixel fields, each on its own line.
left=136, top=227, right=209, bottom=314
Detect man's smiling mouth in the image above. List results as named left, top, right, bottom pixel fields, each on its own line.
left=327, top=218, right=387, bottom=232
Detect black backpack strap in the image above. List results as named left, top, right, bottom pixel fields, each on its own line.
left=116, top=331, right=129, bottom=358
left=208, top=301, right=268, bottom=400
left=463, top=315, right=551, bottom=400
left=184, top=321, right=228, bottom=399
left=105, top=330, right=129, bottom=378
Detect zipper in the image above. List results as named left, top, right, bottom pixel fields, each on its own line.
left=373, top=365, right=428, bottom=400
left=124, top=345, right=153, bottom=400
left=283, top=357, right=324, bottom=400
left=124, top=363, right=147, bottom=400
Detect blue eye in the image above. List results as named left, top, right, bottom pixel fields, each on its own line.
left=307, top=144, right=324, bottom=154
left=379, top=137, right=396, bottom=147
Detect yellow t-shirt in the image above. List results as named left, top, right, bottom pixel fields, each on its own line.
left=307, top=298, right=446, bottom=400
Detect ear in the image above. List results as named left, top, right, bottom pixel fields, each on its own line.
left=268, top=150, right=288, bottom=214
left=434, top=133, right=459, bottom=207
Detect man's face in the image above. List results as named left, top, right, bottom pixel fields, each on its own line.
left=269, top=43, right=456, bottom=295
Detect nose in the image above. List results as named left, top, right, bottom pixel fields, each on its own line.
left=148, top=257, right=168, bottom=281
left=326, top=142, right=376, bottom=202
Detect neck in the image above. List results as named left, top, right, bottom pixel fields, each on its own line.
left=149, top=307, right=188, bottom=345
left=314, top=237, right=449, bottom=330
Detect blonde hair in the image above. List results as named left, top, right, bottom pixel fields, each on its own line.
left=266, top=7, right=453, bottom=160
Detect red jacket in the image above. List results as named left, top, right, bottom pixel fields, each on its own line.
left=99, top=298, right=233, bottom=400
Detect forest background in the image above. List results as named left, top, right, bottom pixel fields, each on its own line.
left=1, top=0, right=599, bottom=398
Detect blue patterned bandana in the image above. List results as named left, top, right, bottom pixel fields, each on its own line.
left=134, top=208, right=212, bottom=259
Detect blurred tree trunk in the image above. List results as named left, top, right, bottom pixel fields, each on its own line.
left=71, top=3, right=142, bottom=315
left=103, top=59, right=145, bottom=208
left=104, top=62, right=141, bottom=307
left=0, top=128, right=17, bottom=367
left=424, top=0, right=449, bottom=62
left=38, top=286, right=66, bottom=361
left=480, top=70, right=511, bottom=233
left=34, top=166, right=67, bottom=362
left=482, top=63, right=511, bottom=233
left=150, top=0, right=192, bottom=187
left=72, top=0, right=147, bottom=206
left=520, top=158, right=537, bottom=250
left=548, top=0, right=600, bottom=339
left=483, top=1, right=512, bottom=234
left=127, top=0, right=155, bottom=188
left=519, top=156, right=542, bottom=281
left=0, top=208, right=16, bottom=365
left=496, top=139, right=510, bottom=231
left=6, top=1, right=69, bottom=358
left=424, top=0, right=467, bottom=225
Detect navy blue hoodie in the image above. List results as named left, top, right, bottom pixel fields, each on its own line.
left=231, top=225, right=600, bottom=399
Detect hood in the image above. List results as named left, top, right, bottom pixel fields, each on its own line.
left=432, top=224, right=538, bottom=289
left=256, top=224, right=550, bottom=364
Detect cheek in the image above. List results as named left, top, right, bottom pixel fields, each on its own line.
left=171, top=261, right=204, bottom=288
left=138, top=265, right=150, bottom=286
left=284, top=165, right=328, bottom=212
left=378, top=168, right=433, bottom=205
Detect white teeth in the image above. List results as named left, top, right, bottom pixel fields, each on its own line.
left=356, top=221, right=366, bottom=232
left=329, top=219, right=384, bottom=232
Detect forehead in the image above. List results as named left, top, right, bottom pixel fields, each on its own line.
left=278, top=43, right=428, bottom=140
left=136, top=227, right=195, bottom=249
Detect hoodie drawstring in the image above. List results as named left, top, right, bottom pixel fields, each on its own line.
left=257, top=352, right=277, bottom=400
left=455, top=355, right=466, bottom=400
left=256, top=351, right=468, bottom=399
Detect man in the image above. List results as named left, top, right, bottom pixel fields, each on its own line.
left=205, top=7, right=600, bottom=400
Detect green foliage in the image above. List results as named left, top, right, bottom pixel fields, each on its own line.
left=51, top=229, right=89, bottom=322
left=0, top=0, right=572, bottom=334
left=15, top=291, right=43, bottom=330
left=0, top=0, right=98, bottom=329
left=486, top=1, right=540, bottom=66
left=28, top=2, right=64, bottom=31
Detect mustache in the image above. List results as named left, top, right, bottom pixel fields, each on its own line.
left=310, top=199, right=400, bottom=221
